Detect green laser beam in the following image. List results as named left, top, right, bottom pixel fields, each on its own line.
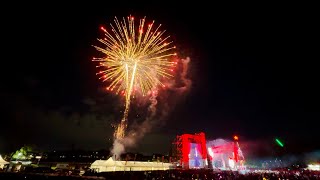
left=275, top=138, right=284, bottom=147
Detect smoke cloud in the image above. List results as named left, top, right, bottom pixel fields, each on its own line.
left=179, top=57, right=192, bottom=92
left=110, top=139, right=124, bottom=160
left=166, top=57, right=192, bottom=93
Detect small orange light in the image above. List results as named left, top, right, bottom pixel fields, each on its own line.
left=233, top=135, right=239, bottom=141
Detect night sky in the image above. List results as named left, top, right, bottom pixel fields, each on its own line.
left=1, top=2, right=318, bottom=157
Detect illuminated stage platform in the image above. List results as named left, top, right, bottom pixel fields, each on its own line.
left=172, top=132, right=245, bottom=170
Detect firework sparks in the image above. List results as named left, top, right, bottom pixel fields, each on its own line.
left=93, top=15, right=177, bottom=139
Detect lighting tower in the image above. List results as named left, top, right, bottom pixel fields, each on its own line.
left=233, top=135, right=239, bottom=163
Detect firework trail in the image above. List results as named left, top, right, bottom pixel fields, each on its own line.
left=111, top=90, right=158, bottom=158
left=93, top=15, right=177, bottom=140
left=110, top=56, right=193, bottom=158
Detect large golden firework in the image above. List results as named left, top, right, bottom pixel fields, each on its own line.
left=93, top=15, right=177, bottom=139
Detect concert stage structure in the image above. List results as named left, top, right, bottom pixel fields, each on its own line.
left=90, top=132, right=245, bottom=172
left=172, top=132, right=245, bottom=170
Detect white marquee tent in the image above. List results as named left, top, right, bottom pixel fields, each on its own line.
left=90, top=157, right=173, bottom=172
left=0, top=155, right=9, bottom=169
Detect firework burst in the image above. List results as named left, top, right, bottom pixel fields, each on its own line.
left=93, top=15, right=177, bottom=139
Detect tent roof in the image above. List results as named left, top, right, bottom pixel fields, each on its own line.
left=91, top=157, right=172, bottom=167
left=0, top=155, right=9, bottom=164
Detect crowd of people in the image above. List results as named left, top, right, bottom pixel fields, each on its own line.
left=86, top=169, right=320, bottom=180
left=1, top=168, right=320, bottom=179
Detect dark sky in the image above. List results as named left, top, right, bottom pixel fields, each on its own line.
left=1, top=2, right=318, bottom=156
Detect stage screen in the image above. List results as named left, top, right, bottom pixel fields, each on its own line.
left=189, top=143, right=205, bottom=168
